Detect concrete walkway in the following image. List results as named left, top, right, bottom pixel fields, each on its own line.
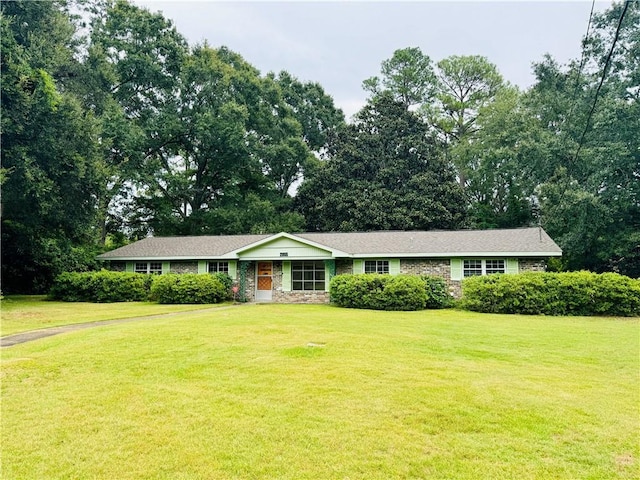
left=1, top=305, right=239, bottom=348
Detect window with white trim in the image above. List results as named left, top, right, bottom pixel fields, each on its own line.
left=292, top=261, right=325, bottom=291
left=135, top=262, right=162, bottom=274
left=365, top=260, right=389, bottom=274
left=463, top=259, right=505, bottom=277
left=208, top=261, right=229, bottom=274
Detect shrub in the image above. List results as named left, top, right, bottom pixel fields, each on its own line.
left=149, top=274, right=227, bottom=304
left=421, top=275, right=452, bottom=309
left=211, top=272, right=233, bottom=299
left=49, top=271, right=152, bottom=302
left=330, top=274, right=427, bottom=311
left=329, top=274, right=387, bottom=310
left=380, top=275, right=427, bottom=311
left=460, top=271, right=640, bottom=316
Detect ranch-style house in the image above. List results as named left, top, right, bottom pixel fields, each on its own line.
left=97, top=227, right=562, bottom=302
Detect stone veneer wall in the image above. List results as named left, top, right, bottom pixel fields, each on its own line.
left=518, top=258, right=546, bottom=272
left=241, top=262, right=256, bottom=302
left=169, top=261, right=198, bottom=274
left=399, top=259, right=461, bottom=297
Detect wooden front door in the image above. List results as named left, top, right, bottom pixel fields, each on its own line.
left=255, top=261, right=273, bottom=301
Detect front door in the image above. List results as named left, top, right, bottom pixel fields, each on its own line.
left=255, top=261, right=273, bottom=301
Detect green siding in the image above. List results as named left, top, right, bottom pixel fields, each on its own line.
left=389, top=259, right=400, bottom=275
left=126, top=262, right=134, bottom=273
left=228, top=260, right=237, bottom=280
left=506, top=258, right=519, bottom=274
left=282, top=261, right=291, bottom=292
left=162, top=262, right=170, bottom=274
left=241, top=237, right=331, bottom=259
left=450, top=259, right=462, bottom=281
left=353, top=259, right=364, bottom=274
left=197, top=261, right=207, bottom=274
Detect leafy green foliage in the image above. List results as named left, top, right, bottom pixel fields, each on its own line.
left=49, top=271, right=153, bottom=302
left=421, top=275, right=453, bottom=309
left=330, top=274, right=427, bottom=311
left=297, top=94, right=467, bottom=232
left=1, top=1, right=102, bottom=293
left=363, top=47, right=437, bottom=109
left=460, top=271, right=640, bottom=317
left=149, top=274, right=227, bottom=304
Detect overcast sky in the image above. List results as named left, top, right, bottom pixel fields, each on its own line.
left=134, top=0, right=611, bottom=120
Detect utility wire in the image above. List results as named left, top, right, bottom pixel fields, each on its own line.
left=572, top=0, right=631, bottom=164
left=568, top=0, right=596, bottom=114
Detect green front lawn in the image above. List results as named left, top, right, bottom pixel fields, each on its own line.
left=0, top=295, right=224, bottom=336
left=2, top=304, right=638, bottom=479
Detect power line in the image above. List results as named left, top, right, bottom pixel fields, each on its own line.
left=568, top=0, right=596, bottom=111
left=572, top=0, right=631, bottom=164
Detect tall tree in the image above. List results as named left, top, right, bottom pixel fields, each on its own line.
left=522, top=2, right=639, bottom=275
left=1, top=1, right=102, bottom=292
left=80, top=0, right=188, bottom=243
left=129, top=45, right=308, bottom=235
left=363, top=47, right=437, bottom=109
left=296, top=93, right=467, bottom=232
left=271, top=70, right=346, bottom=153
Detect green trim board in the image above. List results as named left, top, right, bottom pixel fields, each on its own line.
left=507, top=258, right=519, bottom=274
left=353, top=259, right=364, bottom=274
left=450, top=259, right=462, bottom=281
left=282, top=261, right=291, bottom=292
left=389, top=259, right=400, bottom=275
left=228, top=260, right=237, bottom=279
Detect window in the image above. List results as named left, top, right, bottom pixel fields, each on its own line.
left=365, top=260, right=389, bottom=274
left=485, top=259, right=506, bottom=275
left=292, top=261, right=325, bottom=291
left=208, top=261, right=229, bottom=274
left=463, top=259, right=505, bottom=277
left=463, top=260, right=483, bottom=277
left=135, top=262, right=162, bottom=274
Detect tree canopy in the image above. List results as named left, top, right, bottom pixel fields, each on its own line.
left=1, top=0, right=637, bottom=293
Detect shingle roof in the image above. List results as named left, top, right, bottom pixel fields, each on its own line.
left=98, top=228, right=561, bottom=260
left=97, top=234, right=270, bottom=259
left=296, top=228, right=561, bottom=255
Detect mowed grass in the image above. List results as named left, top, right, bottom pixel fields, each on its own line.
left=0, top=295, right=221, bottom=336
left=1, top=304, right=638, bottom=479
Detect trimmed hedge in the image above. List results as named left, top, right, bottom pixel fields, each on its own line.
left=330, top=274, right=452, bottom=311
left=149, top=274, right=227, bottom=304
left=460, top=271, right=640, bottom=317
left=330, top=274, right=427, bottom=311
left=49, top=271, right=153, bottom=302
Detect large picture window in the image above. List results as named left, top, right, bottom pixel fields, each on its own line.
left=208, top=261, right=229, bottom=274
left=135, top=262, right=162, bottom=274
left=365, top=260, right=389, bottom=274
left=463, top=259, right=505, bottom=277
left=292, top=261, right=325, bottom=291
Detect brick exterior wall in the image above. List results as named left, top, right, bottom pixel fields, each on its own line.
left=519, top=258, right=546, bottom=272
left=169, top=261, right=198, bottom=274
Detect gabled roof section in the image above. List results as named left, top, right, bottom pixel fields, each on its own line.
left=231, top=232, right=351, bottom=257
left=97, top=227, right=562, bottom=261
